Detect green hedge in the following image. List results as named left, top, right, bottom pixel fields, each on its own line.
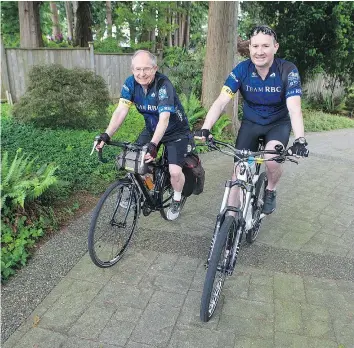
left=2, top=105, right=145, bottom=194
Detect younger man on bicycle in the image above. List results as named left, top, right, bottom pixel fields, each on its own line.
left=196, top=25, right=309, bottom=214
left=96, top=50, right=190, bottom=220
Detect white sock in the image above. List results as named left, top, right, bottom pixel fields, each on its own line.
left=173, top=191, right=182, bottom=201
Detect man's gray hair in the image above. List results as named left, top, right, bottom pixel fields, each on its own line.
left=131, top=50, right=157, bottom=66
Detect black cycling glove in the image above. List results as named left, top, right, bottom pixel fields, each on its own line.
left=194, top=129, right=211, bottom=139
left=147, top=142, right=157, bottom=158
left=97, top=132, right=110, bottom=143
left=287, top=138, right=309, bottom=157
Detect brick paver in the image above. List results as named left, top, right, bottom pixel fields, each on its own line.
left=3, top=129, right=354, bottom=348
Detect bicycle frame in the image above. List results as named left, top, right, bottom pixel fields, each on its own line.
left=218, top=141, right=265, bottom=227
left=118, top=146, right=171, bottom=213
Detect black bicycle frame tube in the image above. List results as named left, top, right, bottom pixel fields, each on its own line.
left=132, top=173, right=156, bottom=207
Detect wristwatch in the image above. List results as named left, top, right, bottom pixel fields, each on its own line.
left=295, top=137, right=307, bottom=145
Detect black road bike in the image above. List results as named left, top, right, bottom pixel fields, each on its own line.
left=199, top=137, right=298, bottom=322
left=88, top=140, right=186, bottom=268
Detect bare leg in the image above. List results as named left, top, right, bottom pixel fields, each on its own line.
left=169, top=164, right=185, bottom=193
left=264, top=140, right=284, bottom=190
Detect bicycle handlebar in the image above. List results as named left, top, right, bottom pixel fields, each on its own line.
left=195, top=136, right=298, bottom=164
left=91, top=136, right=147, bottom=163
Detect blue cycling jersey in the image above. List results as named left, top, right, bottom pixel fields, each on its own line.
left=222, top=58, right=302, bottom=125
left=119, top=72, right=190, bottom=141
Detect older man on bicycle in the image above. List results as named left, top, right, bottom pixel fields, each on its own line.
left=96, top=50, right=191, bottom=220
left=196, top=25, right=309, bottom=214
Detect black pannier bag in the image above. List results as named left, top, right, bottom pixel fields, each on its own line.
left=182, top=153, right=205, bottom=197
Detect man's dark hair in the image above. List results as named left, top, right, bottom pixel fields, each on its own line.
left=249, top=25, right=278, bottom=42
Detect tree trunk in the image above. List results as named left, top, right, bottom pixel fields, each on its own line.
left=231, top=5, right=239, bottom=134
left=151, top=29, right=156, bottom=52
left=18, top=1, right=44, bottom=48
left=128, top=2, right=136, bottom=45
left=185, top=10, right=190, bottom=49
left=174, top=12, right=179, bottom=47
left=72, top=1, right=79, bottom=41
left=167, top=7, right=172, bottom=47
left=151, top=3, right=156, bottom=52
left=202, top=1, right=239, bottom=132
left=106, top=1, right=112, bottom=38
left=179, top=12, right=184, bottom=47
left=50, top=2, right=61, bottom=40
left=74, top=1, right=93, bottom=47
left=65, top=1, right=74, bottom=42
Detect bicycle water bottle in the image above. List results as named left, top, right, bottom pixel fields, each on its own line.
left=144, top=175, right=154, bottom=190
left=248, top=156, right=256, bottom=175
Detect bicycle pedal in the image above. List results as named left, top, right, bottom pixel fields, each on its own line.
left=226, top=269, right=233, bottom=276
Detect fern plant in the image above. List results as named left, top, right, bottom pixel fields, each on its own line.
left=1, top=148, right=58, bottom=213
left=1, top=149, right=59, bottom=281
left=212, top=114, right=232, bottom=137
left=180, top=92, right=207, bottom=128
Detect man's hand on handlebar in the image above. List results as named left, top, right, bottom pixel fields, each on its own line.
left=144, top=142, right=157, bottom=163
left=94, top=133, right=111, bottom=152
left=194, top=129, right=212, bottom=142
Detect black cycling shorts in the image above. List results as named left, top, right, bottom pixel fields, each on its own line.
left=135, top=128, right=190, bottom=167
left=235, top=118, right=291, bottom=156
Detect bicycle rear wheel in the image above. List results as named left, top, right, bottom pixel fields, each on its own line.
left=246, top=171, right=267, bottom=243
left=158, top=171, right=187, bottom=220
left=88, top=180, right=139, bottom=268
left=200, top=216, right=236, bottom=322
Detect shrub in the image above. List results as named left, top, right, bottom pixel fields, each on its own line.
left=304, top=91, right=345, bottom=114
left=1, top=149, right=59, bottom=281
left=344, top=84, right=354, bottom=117
left=94, top=37, right=124, bottom=53
left=13, top=64, right=110, bottom=130
left=161, top=46, right=205, bottom=99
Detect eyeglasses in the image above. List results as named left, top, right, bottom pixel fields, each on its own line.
left=133, top=66, right=156, bottom=74
left=249, top=25, right=278, bottom=42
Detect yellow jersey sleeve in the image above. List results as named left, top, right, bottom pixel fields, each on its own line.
left=118, top=98, right=133, bottom=108
left=221, top=86, right=235, bottom=98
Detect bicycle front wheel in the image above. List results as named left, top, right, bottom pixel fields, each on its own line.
left=200, top=216, right=236, bottom=322
left=88, top=180, right=139, bottom=268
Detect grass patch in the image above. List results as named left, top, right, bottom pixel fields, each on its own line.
left=303, top=110, right=354, bottom=132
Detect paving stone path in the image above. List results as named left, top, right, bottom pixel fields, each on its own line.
left=2, top=129, right=354, bottom=348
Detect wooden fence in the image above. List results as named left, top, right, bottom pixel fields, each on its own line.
left=1, top=42, right=134, bottom=103
left=1, top=39, right=344, bottom=104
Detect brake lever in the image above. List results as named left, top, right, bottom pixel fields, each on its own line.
left=287, top=157, right=299, bottom=165
left=273, top=156, right=285, bottom=164
left=90, top=140, right=98, bottom=155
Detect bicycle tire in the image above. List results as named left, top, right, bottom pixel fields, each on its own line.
left=200, top=216, right=236, bottom=322
left=158, top=171, right=187, bottom=220
left=246, top=171, right=267, bottom=243
left=88, top=180, right=139, bottom=268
